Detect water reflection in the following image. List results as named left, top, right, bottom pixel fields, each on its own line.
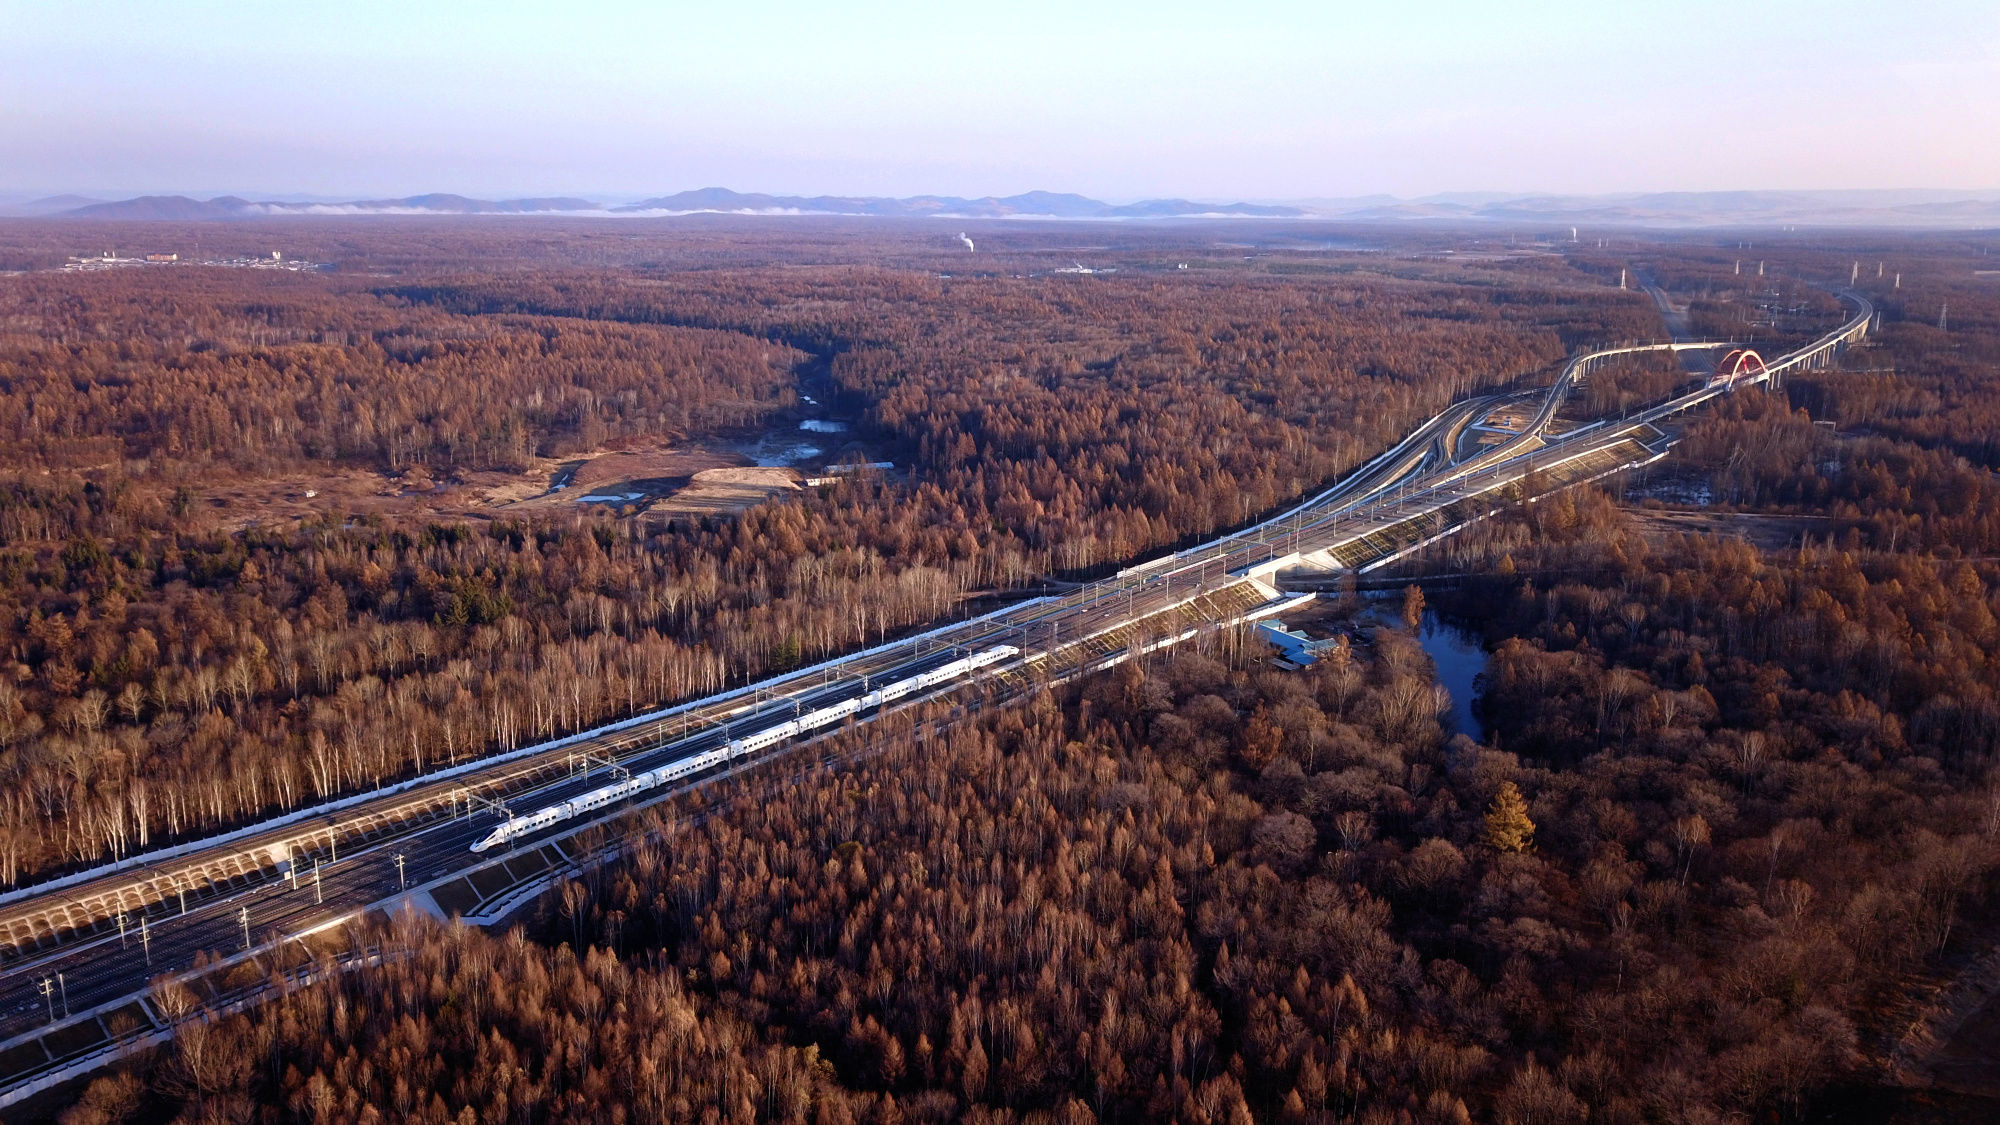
left=1417, top=612, right=1486, bottom=741
left=1346, top=596, right=1489, bottom=741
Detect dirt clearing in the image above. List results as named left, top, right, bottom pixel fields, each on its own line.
left=1621, top=507, right=1833, bottom=552
left=653, top=467, right=801, bottom=516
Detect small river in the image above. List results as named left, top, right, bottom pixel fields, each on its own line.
left=1418, top=612, right=1487, bottom=742
left=1355, top=597, right=1488, bottom=741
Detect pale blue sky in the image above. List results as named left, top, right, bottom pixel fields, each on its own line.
left=4, top=0, right=1997, bottom=199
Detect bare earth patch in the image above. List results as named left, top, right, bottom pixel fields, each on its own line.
left=653, top=466, right=801, bottom=516
left=1621, top=507, right=1833, bottom=552
left=1930, top=994, right=2000, bottom=1096
left=1480, top=403, right=1534, bottom=433
left=562, top=447, right=741, bottom=494
left=197, top=468, right=523, bottom=532
left=470, top=442, right=811, bottom=518
left=175, top=442, right=802, bottom=532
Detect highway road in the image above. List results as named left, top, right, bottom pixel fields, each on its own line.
left=0, top=281, right=1876, bottom=1105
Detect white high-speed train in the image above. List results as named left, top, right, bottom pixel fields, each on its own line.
left=471, top=645, right=1019, bottom=853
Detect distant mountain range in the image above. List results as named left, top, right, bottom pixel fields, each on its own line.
left=1309, top=189, right=2000, bottom=228
left=24, top=189, right=1301, bottom=221
left=7, top=193, right=107, bottom=217
left=9, top=187, right=2000, bottom=227
left=48, top=193, right=603, bottom=220
left=613, top=188, right=1302, bottom=219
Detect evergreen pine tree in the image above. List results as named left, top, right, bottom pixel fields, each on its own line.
left=1483, top=781, right=1535, bottom=852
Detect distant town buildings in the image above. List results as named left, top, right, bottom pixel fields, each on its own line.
left=803, top=462, right=895, bottom=487
left=62, top=249, right=321, bottom=273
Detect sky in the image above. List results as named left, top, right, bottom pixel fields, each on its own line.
left=4, top=0, right=1999, bottom=201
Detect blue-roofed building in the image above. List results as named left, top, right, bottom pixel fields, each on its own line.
left=1258, top=620, right=1341, bottom=668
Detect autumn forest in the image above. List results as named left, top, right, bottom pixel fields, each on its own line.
left=4, top=219, right=1999, bottom=1123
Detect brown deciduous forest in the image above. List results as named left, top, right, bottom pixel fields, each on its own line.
left=11, top=222, right=2000, bottom=1123
left=0, top=224, right=1653, bottom=885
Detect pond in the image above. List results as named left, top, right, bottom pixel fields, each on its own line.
left=1351, top=597, right=1490, bottom=741
left=1418, top=611, right=1487, bottom=742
